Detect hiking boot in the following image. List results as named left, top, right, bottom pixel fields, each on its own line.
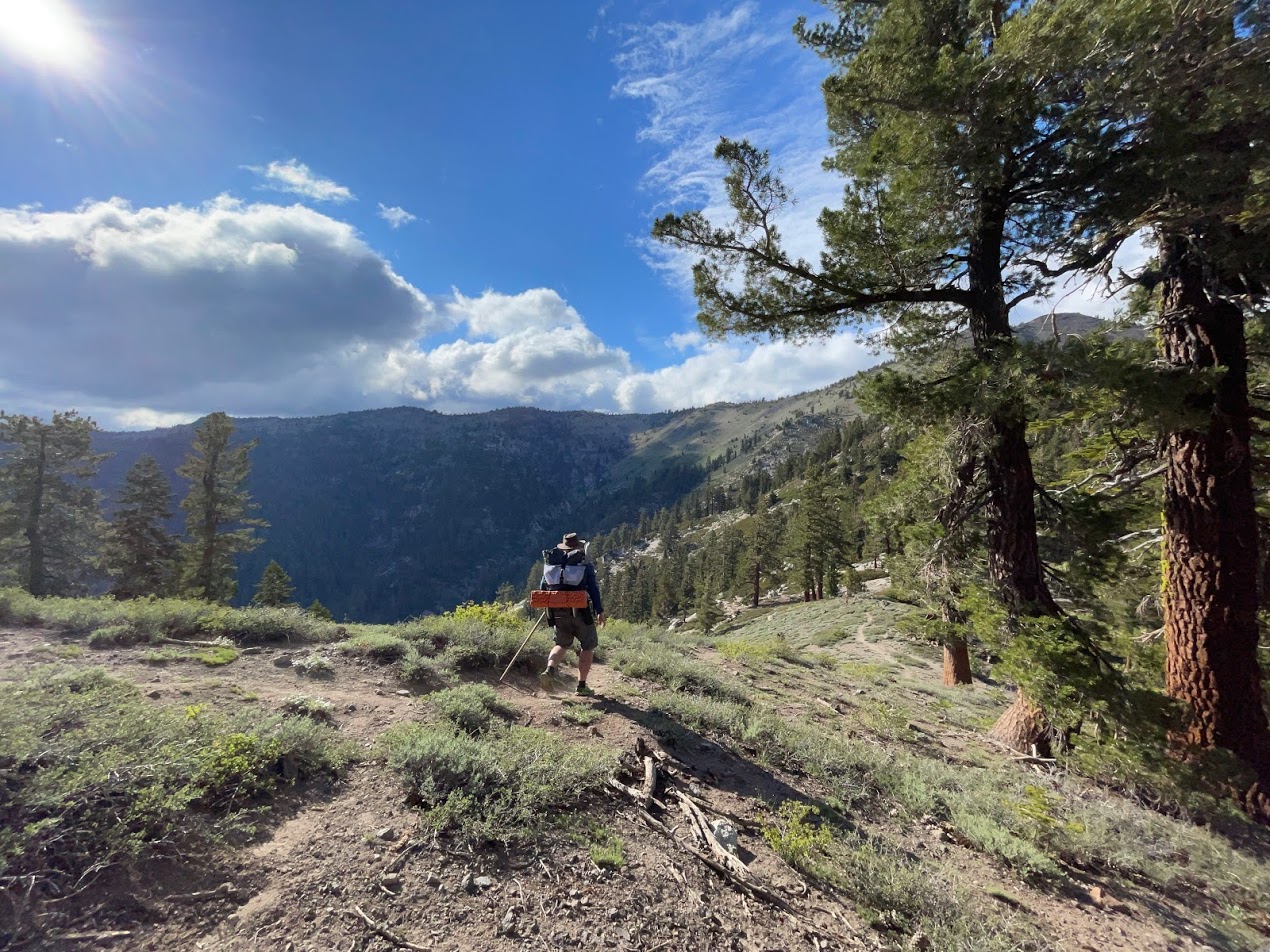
left=575, top=682, right=595, bottom=697
left=539, top=666, right=561, bottom=694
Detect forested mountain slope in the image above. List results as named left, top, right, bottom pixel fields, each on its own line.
left=91, top=313, right=1111, bottom=621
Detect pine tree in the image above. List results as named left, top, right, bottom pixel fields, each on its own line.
left=307, top=599, right=333, bottom=620
left=695, top=580, right=723, bottom=634
left=1022, top=0, right=1270, bottom=813
left=177, top=412, right=266, bottom=602
left=651, top=0, right=1124, bottom=752
left=252, top=559, right=294, bottom=607
left=104, top=454, right=177, bottom=599
left=0, top=411, right=105, bottom=596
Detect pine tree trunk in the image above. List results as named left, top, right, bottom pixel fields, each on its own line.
left=1158, top=232, right=1270, bottom=814
left=966, top=203, right=1065, bottom=752
left=943, top=638, right=973, bottom=687
left=752, top=561, right=761, bottom=608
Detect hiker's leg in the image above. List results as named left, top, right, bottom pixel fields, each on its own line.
left=547, top=643, right=568, bottom=667
left=577, top=648, right=593, bottom=682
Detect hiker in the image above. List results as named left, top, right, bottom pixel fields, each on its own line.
left=539, top=531, right=605, bottom=696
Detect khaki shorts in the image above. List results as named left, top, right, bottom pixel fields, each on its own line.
left=552, top=610, right=599, bottom=652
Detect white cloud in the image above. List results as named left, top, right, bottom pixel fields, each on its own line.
left=244, top=158, right=354, bottom=203
left=613, top=2, right=837, bottom=288
left=377, top=203, right=417, bottom=228
left=0, top=194, right=889, bottom=428
left=443, top=288, right=584, bottom=338
left=113, top=408, right=200, bottom=429
left=0, top=196, right=437, bottom=418
left=615, top=332, right=880, bottom=413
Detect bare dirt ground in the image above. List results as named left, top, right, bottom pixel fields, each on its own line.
left=0, top=625, right=1251, bottom=952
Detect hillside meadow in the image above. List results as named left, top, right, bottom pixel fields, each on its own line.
left=2, top=587, right=1267, bottom=951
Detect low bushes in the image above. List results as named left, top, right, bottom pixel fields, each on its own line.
left=0, top=588, right=341, bottom=645
left=0, top=666, right=357, bottom=888
left=379, top=721, right=613, bottom=846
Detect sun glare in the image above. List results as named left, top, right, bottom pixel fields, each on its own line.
left=0, top=0, right=97, bottom=74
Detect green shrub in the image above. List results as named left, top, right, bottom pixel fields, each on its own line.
left=379, top=722, right=614, bottom=845
left=430, top=683, right=519, bottom=735
left=280, top=694, right=336, bottom=722
left=293, top=652, right=335, bottom=677
left=587, top=825, right=625, bottom=868
left=761, top=801, right=833, bottom=866
left=0, top=589, right=341, bottom=645
left=194, top=645, right=239, bottom=667
left=340, top=631, right=410, bottom=661
left=89, top=624, right=138, bottom=647
left=398, top=647, right=453, bottom=685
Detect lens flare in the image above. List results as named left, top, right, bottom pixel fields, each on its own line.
left=0, top=0, right=98, bottom=75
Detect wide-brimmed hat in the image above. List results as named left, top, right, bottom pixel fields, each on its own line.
left=561, top=532, right=585, bottom=549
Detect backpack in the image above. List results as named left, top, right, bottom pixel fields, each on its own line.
left=542, top=546, right=587, bottom=590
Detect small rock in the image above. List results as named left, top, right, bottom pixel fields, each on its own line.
left=381, top=873, right=402, bottom=890
left=147, top=690, right=162, bottom=699
left=498, top=908, right=517, bottom=937
left=1088, top=886, right=1106, bottom=907
left=473, top=875, right=494, bottom=890
left=273, top=654, right=294, bottom=668
left=425, top=872, right=441, bottom=887
left=395, top=689, right=410, bottom=697
left=606, top=907, right=619, bottom=920
left=375, top=827, right=396, bottom=841
left=854, top=688, right=867, bottom=696
left=907, top=932, right=932, bottom=951
left=461, top=873, right=475, bottom=894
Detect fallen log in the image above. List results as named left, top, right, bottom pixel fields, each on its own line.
left=641, top=756, right=658, bottom=810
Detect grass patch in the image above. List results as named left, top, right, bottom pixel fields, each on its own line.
left=586, top=825, right=625, bottom=868
left=838, top=660, right=894, bottom=683
left=194, top=645, right=239, bottom=666
left=609, top=638, right=751, bottom=704
left=715, top=634, right=800, bottom=663
left=0, top=666, right=356, bottom=890
left=560, top=701, right=603, bottom=726
left=379, top=721, right=614, bottom=846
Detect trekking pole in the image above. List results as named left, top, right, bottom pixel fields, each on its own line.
left=499, top=611, right=549, bottom=683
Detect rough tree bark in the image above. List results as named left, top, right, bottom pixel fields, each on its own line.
left=1158, top=231, right=1270, bottom=820
left=964, top=193, right=1066, bottom=754
left=943, top=638, right=973, bottom=687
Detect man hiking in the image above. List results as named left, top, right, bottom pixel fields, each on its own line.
left=539, top=531, right=605, bottom=697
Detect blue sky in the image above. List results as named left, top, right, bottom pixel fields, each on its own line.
left=0, top=0, right=1125, bottom=429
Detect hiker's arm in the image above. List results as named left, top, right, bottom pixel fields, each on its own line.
left=584, top=564, right=604, bottom=619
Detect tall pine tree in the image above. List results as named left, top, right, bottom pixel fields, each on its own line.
left=177, top=412, right=266, bottom=603
left=0, top=411, right=105, bottom=596
left=104, top=454, right=177, bottom=598
left=652, top=0, right=1133, bottom=752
